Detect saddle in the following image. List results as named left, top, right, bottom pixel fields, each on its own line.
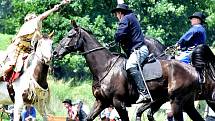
left=124, top=53, right=162, bottom=81
left=141, top=54, right=162, bottom=81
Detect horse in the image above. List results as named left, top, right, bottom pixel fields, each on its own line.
left=53, top=21, right=203, bottom=121
left=0, top=34, right=53, bottom=121
left=135, top=45, right=215, bottom=121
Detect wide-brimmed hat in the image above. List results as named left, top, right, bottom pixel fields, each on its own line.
left=62, top=99, right=72, bottom=106
left=111, top=3, right=132, bottom=13
left=188, top=12, right=206, bottom=23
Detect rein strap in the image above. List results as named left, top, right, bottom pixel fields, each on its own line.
left=80, top=47, right=105, bottom=55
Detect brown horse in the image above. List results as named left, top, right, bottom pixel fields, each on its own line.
left=136, top=45, right=215, bottom=121
left=53, top=22, right=203, bottom=121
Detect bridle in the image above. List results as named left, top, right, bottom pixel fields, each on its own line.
left=65, top=28, right=105, bottom=55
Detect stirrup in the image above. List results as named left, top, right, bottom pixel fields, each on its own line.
left=136, top=92, right=150, bottom=103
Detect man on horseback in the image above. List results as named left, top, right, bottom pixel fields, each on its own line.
left=111, top=3, right=150, bottom=103
left=0, top=4, right=62, bottom=82
left=175, top=12, right=207, bottom=83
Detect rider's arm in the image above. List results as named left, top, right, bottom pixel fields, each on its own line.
left=114, top=17, right=129, bottom=43
left=37, top=5, right=59, bottom=21
left=176, top=27, right=195, bottom=48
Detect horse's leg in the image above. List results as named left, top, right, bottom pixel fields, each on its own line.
left=113, top=99, right=129, bottom=121
left=183, top=99, right=204, bottom=121
left=147, top=99, right=168, bottom=121
left=170, top=98, right=184, bottom=121
left=13, top=98, right=24, bottom=121
left=136, top=103, right=151, bottom=121
left=34, top=99, right=48, bottom=121
left=86, top=100, right=106, bottom=121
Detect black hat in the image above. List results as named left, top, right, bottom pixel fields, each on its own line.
left=111, top=3, right=132, bottom=13
left=62, top=99, right=72, bottom=106
left=188, top=12, right=206, bottom=23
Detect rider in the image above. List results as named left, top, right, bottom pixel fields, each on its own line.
left=0, top=4, right=60, bottom=81
left=111, top=3, right=150, bottom=103
left=175, top=12, right=207, bottom=83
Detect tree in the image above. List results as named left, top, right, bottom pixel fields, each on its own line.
left=1, top=0, right=215, bottom=80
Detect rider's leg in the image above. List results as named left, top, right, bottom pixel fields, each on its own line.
left=127, top=66, right=150, bottom=103
left=126, top=45, right=150, bottom=103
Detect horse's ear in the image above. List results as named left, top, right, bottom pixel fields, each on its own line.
left=71, top=20, right=78, bottom=28
left=48, top=31, right=54, bottom=39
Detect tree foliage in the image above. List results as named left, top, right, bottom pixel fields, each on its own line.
left=0, top=0, right=215, bottom=80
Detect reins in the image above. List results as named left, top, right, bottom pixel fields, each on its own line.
left=157, top=45, right=178, bottom=58
left=79, top=47, right=105, bottom=55
left=92, top=55, right=121, bottom=88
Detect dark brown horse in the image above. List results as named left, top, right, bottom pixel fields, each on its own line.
left=53, top=22, right=203, bottom=121
left=136, top=45, right=215, bottom=121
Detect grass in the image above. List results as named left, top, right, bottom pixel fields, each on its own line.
left=0, top=33, right=13, bottom=50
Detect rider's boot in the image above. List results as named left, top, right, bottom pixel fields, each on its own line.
left=196, top=67, right=205, bottom=94
left=128, top=67, right=151, bottom=103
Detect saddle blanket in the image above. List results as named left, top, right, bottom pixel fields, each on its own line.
left=142, top=60, right=162, bottom=81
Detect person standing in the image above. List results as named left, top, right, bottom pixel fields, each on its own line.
left=21, top=105, right=36, bottom=121
left=72, top=100, right=88, bottom=121
left=111, top=3, right=150, bottom=103
left=63, top=99, right=76, bottom=121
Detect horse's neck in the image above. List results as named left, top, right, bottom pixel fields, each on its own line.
left=30, top=55, right=49, bottom=89
left=144, top=37, right=166, bottom=56
left=82, top=31, right=113, bottom=81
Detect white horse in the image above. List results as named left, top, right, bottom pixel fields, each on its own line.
left=0, top=35, right=53, bottom=121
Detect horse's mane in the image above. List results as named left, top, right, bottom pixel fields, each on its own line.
left=192, top=44, right=215, bottom=81
left=81, top=27, right=93, bottom=35
left=145, top=36, right=167, bottom=50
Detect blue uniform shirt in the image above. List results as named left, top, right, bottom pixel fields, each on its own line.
left=115, top=12, right=145, bottom=55
left=21, top=106, right=36, bottom=121
left=177, top=24, right=206, bottom=49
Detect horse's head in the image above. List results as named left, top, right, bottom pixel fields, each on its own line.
left=35, top=34, right=53, bottom=65
left=53, top=20, right=82, bottom=59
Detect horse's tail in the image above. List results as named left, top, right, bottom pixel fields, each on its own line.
left=192, top=44, right=215, bottom=81
left=192, top=44, right=215, bottom=67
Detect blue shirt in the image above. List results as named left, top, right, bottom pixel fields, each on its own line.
left=177, top=24, right=206, bottom=49
left=21, top=106, right=36, bottom=121
left=115, top=12, right=145, bottom=55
